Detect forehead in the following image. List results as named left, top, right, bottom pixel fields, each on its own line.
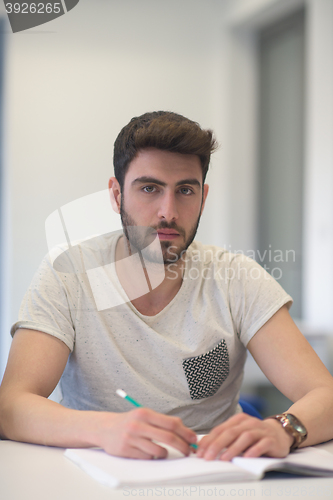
left=124, top=148, right=203, bottom=185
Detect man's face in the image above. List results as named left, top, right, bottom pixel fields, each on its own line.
left=114, top=148, right=208, bottom=265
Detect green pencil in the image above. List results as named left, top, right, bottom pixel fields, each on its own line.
left=116, top=389, right=198, bottom=450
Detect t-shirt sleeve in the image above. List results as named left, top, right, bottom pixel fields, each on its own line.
left=227, top=254, right=293, bottom=346
left=11, top=254, right=76, bottom=352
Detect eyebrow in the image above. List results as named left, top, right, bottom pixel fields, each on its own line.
left=131, top=176, right=201, bottom=188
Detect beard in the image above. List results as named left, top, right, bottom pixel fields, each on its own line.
left=120, top=201, right=202, bottom=265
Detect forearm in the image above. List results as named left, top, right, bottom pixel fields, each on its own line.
left=0, top=390, right=197, bottom=459
left=287, top=386, right=333, bottom=447
left=0, top=391, right=108, bottom=448
left=197, top=386, right=333, bottom=461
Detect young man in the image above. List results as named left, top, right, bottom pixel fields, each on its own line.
left=1, top=111, right=333, bottom=461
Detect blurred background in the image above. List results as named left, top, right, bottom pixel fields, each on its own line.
left=0, top=0, right=332, bottom=416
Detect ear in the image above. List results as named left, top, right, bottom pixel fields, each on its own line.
left=200, top=184, right=209, bottom=215
left=108, top=177, right=121, bottom=214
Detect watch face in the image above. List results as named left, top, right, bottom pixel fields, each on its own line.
left=285, top=413, right=307, bottom=437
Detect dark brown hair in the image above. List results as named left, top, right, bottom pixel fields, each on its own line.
left=113, top=111, right=218, bottom=189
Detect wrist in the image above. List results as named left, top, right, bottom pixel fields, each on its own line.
left=89, top=411, right=121, bottom=448
left=69, top=410, right=112, bottom=448
left=265, top=413, right=308, bottom=451
left=264, top=418, right=294, bottom=448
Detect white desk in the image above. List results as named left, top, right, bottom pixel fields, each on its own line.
left=1, top=440, right=333, bottom=500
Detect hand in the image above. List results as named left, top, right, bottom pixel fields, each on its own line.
left=96, top=408, right=197, bottom=459
left=197, top=413, right=294, bottom=461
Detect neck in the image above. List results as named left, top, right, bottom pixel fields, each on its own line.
left=115, top=235, right=185, bottom=315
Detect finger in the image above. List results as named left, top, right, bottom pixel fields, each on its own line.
left=200, top=427, right=245, bottom=460
left=122, top=414, right=194, bottom=456
left=130, top=436, right=169, bottom=460
left=219, top=430, right=264, bottom=461
left=133, top=408, right=197, bottom=449
left=199, top=419, right=266, bottom=460
left=197, top=414, right=257, bottom=456
left=243, top=436, right=289, bottom=459
left=135, top=420, right=194, bottom=456
left=197, top=434, right=221, bottom=458
left=197, top=426, right=228, bottom=456
left=122, top=447, right=156, bottom=460
left=145, top=409, right=197, bottom=442
left=106, top=437, right=164, bottom=460
left=198, top=420, right=249, bottom=458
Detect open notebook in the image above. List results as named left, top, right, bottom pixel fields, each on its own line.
left=64, top=445, right=333, bottom=488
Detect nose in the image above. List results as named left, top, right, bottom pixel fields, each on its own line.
left=157, top=191, right=179, bottom=222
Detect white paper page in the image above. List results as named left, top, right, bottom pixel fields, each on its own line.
left=64, top=447, right=256, bottom=488
left=233, top=447, right=333, bottom=477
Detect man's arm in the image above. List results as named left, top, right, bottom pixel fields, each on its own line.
left=197, top=305, right=333, bottom=460
left=0, top=329, right=197, bottom=458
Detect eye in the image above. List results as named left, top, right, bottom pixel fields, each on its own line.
left=179, top=187, right=193, bottom=195
left=142, top=185, right=157, bottom=193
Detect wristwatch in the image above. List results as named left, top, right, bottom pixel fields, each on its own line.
left=266, top=413, right=308, bottom=450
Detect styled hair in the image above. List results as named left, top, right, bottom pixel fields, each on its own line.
left=113, top=111, right=218, bottom=189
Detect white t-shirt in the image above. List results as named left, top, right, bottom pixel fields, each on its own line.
left=11, top=232, right=292, bottom=433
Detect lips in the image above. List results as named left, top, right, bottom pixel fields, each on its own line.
left=156, top=229, right=180, bottom=239
left=157, top=229, right=180, bottom=236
